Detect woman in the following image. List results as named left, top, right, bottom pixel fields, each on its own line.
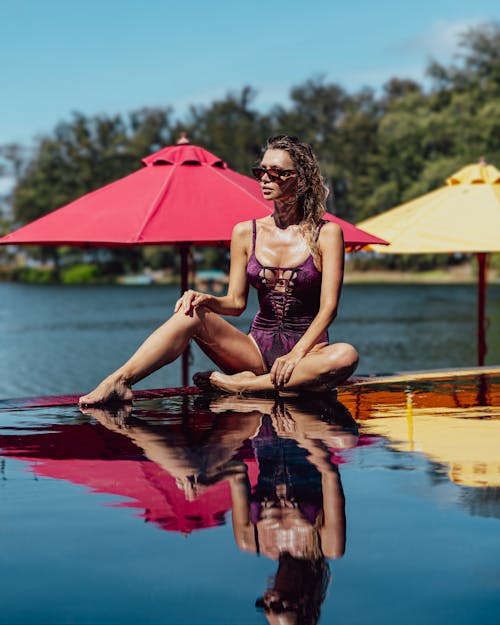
left=79, top=135, right=358, bottom=405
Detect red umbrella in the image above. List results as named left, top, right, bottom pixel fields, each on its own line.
left=0, top=140, right=387, bottom=383
left=0, top=141, right=386, bottom=248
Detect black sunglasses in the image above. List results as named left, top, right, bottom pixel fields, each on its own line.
left=252, top=166, right=297, bottom=182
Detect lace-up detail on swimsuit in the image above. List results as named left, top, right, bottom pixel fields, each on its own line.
left=247, top=220, right=328, bottom=371
left=258, top=267, right=298, bottom=323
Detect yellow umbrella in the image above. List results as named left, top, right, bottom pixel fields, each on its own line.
left=357, top=160, right=500, bottom=365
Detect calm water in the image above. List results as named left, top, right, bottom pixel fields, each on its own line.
left=1, top=282, right=499, bottom=399
left=1, top=283, right=499, bottom=625
left=0, top=374, right=499, bottom=625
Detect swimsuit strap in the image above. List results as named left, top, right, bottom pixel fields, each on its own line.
left=252, top=219, right=257, bottom=255
left=314, top=219, right=327, bottom=243
left=254, top=523, right=260, bottom=555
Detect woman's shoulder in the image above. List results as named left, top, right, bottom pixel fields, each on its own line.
left=317, top=219, right=344, bottom=249
left=231, top=220, right=255, bottom=254
left=232, top=220, right=254, bottom=239
left=318, top=219, right=343, bottom=238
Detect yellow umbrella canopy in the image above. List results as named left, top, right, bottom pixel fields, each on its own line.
left=356, top=160, right=500, bottom=365
left=357, top=161, right=500, bottom=254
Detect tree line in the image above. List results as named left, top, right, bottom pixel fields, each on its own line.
left=1, top=22, right=499, bottom=278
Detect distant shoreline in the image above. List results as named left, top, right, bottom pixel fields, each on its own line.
left=1, top=265, right=498, bottom=286
left=344, top=265, right=499, bottom=285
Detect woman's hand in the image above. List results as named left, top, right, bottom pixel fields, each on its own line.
left=174, top=290, right=212, bottom=316
left=270, top=352, right=304, bottom=388
left=270, top=403, right=297, bottom=435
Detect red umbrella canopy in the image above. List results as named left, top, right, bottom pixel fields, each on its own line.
left=0, top=142, right=386, bottom=249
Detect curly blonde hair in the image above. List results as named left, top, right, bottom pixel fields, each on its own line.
left=265, top=135, right=328, bottom=255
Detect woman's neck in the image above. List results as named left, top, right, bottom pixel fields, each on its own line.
left=272, top=197, right=302, bottom=228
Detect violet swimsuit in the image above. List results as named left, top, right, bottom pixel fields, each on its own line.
left=247, top=219, right=329, bottom=371
left=249, top=414, right=323, bottom=526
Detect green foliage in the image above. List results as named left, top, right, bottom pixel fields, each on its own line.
left=4, top=22, right=500, bottom=275
left=60, top=264, right=103, bottom=284
left=12, top=108, right=173, bottom=227
left=177, top=86, right=272, bottom=172
left=489, top=254, right=500, bottom=271
left=10, top=266, right=57, bottom=284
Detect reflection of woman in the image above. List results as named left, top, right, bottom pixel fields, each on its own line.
left=81, top=404, right=260, bottom=501
left=80, top=135, right=358, bottom=405
left=213, top=396, right=357, bottom=625
left=82, top=397, right=356, bottom=624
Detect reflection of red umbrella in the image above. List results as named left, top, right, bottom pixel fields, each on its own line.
left=0, top=140, right=387, bottom=384
left=0, top=420, right=235, bottom=534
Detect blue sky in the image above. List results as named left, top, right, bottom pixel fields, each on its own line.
left=1, top=0, right=500, bottom=148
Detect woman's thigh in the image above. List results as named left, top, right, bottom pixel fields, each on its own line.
left=193, top=308, right=267, bottom=375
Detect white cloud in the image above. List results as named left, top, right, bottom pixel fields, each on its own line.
left=392, top=17, right=486, bottom=61
left=0, top=176, right=14, bottom=195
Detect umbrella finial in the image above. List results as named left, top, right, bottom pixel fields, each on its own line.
left=176, top=132, right=190, bottom=145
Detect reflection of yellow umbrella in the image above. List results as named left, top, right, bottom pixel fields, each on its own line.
left=357, top=160, right=500, bottom=365
left=360, top=398, right=500, bottom=488
left=338, top=371, right=500, bottom=487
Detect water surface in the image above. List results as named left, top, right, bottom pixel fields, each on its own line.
left=0, top=373, right=499, bottom=624
left=1, top=282, right=499, bottom=398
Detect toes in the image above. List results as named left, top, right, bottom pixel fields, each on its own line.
left=193, top=371, right=216, bottom=391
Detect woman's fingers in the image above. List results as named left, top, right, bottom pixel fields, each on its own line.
left=270, top=360, right=280, bottom=385
left=279, top=363, right=294, bottom=386
left=271, top=355, right=303, bottom=387
left=174, top=290, right=209, bottom=315
left=182, top=290, right=194, bottom=313
left=271, top=358, right=292, bottom=387
left=192, top=293, right=205, bottom=308
left=177, top=290, right=208, bottom=314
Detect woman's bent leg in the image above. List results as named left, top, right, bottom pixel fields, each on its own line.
left=208, top=343, right=359, bottom=394
left=79, top=307, right=266, bottom=405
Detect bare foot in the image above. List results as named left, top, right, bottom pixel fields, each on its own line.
left=79, top=376, right=133, bottom=406
left=79, top=404, right=133, bottom=430
left=209, top=371, right=258, bottom=393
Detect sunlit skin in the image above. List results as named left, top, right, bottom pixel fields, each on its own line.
left=79, top=148, right=358, bottom=405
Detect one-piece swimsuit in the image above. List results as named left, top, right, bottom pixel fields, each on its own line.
left=246, top=219, right=328, bottom=371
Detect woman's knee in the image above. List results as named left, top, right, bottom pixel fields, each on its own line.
left=327, top=343, right=359, bottom=372
left=172, top=305, right=209, bottom=329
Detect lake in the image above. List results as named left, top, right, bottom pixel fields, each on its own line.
left=0, top=282, right=499, bottom=399
left=0, top=282, right=499, bottom=624
left=0, top=373, right=498, bottom=624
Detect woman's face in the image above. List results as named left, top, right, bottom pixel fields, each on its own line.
left=258, top=149, right=298, bottom=202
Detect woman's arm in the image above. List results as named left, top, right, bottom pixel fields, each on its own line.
left=175, top=221, right=252, bottom=317
left=270, top=221, right=344, bottom=385
left=229, top=470, right=257, bottom=554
